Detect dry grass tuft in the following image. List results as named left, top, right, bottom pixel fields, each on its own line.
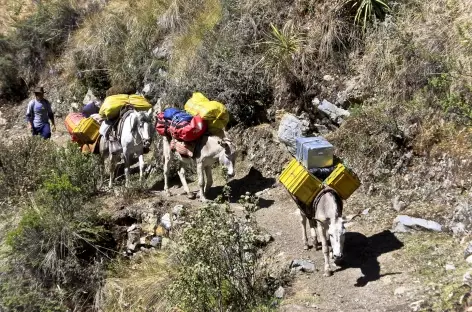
left=97, top=252, right=171, bottom=312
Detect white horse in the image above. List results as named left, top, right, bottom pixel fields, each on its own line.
left=100, top=108, right=154, bottom=188
left=162, top=134, right=237, bottom=202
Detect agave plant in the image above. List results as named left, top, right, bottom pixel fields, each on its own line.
left=353, top=0, right=390, bottom=31
left=262, top=22, right=304, bottom=74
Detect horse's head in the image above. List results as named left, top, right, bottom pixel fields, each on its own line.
left=328, top=214, right=360, bottom=264
left=218, top=138, right=237, bottom=178
left=328, top=217, right=346, bottom=263
left=134, top=108, right=154, bottom=148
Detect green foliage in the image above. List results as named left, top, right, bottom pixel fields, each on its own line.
left=263, top=22, right=304, bottom=74
left=168, top=202, right=274, bottom=311
left=98, top=252, right=170, bottom=312
left=0, top=139, right=101, bottom=207
left=352, top=0, right=390, bottom=31
left=66, top=0, right=174, bottom=93
left=0, top=36, right=27, bottom=101
left=0, top=139, right=112, bottom=311
left=0, top=276, right=68, bottom=312
left=0, top=137, right=55, bottom=201
left=164, top=0, right=274, bottom=125
left=428, top=73, right=472, bottom=123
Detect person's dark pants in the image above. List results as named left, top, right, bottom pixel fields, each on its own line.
left=32, top=123, right=51, bottom=139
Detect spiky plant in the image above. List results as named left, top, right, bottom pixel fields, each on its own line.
left=262, top=22, right=304, bottom=75
left=353, top=0, right=390, bottom=31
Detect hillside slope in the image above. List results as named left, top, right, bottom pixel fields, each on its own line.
left=2, top=0, right=472, bottom=311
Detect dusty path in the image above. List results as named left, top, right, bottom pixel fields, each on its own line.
left=254, top=187, right=411, bottom=312
left=162, top=164, right=416, bottom=312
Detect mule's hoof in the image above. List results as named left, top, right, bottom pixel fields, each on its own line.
left=303, top=245, right=309, bottom=250
left=323, top=271, right=333, bottom=277
left=187, top=193, right=196, bottom=200
left=164, top=190, right=172, bottom=197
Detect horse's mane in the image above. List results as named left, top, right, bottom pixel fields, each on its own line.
left=312, top=187, right=343, bottom=218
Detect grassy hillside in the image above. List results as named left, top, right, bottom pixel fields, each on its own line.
left=2, top=0, right=472, bottom=311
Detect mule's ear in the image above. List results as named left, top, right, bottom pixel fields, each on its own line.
left=147, top=108, right=153, bottom=115
left=342, top=214, right=361, bottom=223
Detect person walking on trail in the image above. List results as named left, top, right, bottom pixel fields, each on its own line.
left=26, top=87, right=56, bottom=139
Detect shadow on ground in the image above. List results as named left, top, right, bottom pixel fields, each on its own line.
left=336, top=230, right=404, bottom=287
left=208, top=167, right=276, bottom=208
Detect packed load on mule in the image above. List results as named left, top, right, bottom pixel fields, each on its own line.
left=64, top=111, right=102, bottom=154
left=98, top=93, right=153, bottom=155
left=279, top=136, right=361, bottom=206
left=64, top=93, right=153, bottom=155
left=155, top=92, right=229, bottom=158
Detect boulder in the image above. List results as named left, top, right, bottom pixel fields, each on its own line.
left=172, top=204, right=184, bottom=218
left=290, top=259, right=315, bottom=273
left=409, top=300, right=425, bottom=312
left=392, top=215, right=442, bottom=233
left=142, top=83, right=152, bottom=95
left=274, top=286, right=285, bottom=299
left=0, top=111, right=7, bottom=127
left=152, top=38, right=173, bottom=59
left=161, top=213, right=172, bottom=230
left=452, top=222, right=466, bottom=235
left=392, top=195, right=407, bottom=212
left=126, top=224, right=142, bottom=251
left=323, top=75, right=334, bottom=82
left=335, top=77, right=365, bottom=108
left=82, top=88, right=97, bottom=105
left=465, top=242, right=472, bottom=259
left=394, top=286, right=407, bottom=296
left=150, top=236, right=162, bottom=248
left=464, top=271, right=472, bottom=285
left=277, top=114, right=310, bottom=155
left=317, top=99, right=350, bottom=124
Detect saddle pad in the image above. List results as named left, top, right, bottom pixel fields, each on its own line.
left=116, top=109, right=134, bottom=141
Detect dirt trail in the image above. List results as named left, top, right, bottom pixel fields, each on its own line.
left=163, top=164, right=416, bottom=312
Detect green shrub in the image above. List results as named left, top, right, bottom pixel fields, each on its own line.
left=168, top=201, right=275, bottom=311
left=0, top=139, right=111, bottom=311
left=0, top=139, right=101, bottom=206
left=97, top=253, right=170, bottom=312
left=3, top=172, right=113, bottom=311
left=0, top=137, right=56, bottom=201
left=163, top=0, right=274, bottom=125
left=352, top=0, right=390, bottom=31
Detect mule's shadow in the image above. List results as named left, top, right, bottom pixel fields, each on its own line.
left=208, top=167, right=276, bottom=208
left=336, top=230, right=404, bottom=287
